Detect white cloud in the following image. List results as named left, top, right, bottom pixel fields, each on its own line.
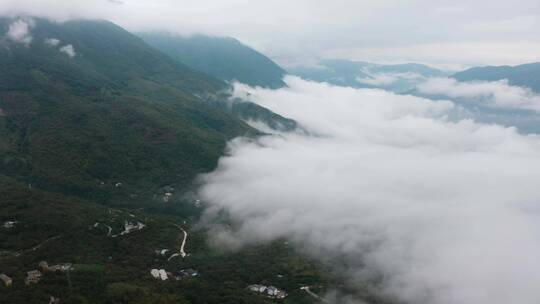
left=45, top=38, right=76, bottom=58
left=59, top=44, right=76, bottom=58
left=199, top=76, right=540, bottom=304
left=357, top=73, right=399, bottom=86
left=5, top=18, right=34, bottom=45
left=417, top=78, right=540, bottom=112
left=44, top=37, right=60, bottom=46
left=357, top=72, right=424, bottom=87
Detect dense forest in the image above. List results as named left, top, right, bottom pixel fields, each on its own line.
left=0, top=17, right=353, bottom=304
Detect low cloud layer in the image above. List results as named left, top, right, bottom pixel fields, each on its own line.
left=59, top=44, right=76, bottom=58
left=199, top=77, right=540, bottom=304
left=417, top=78, right=540, bottom=112
left=5, top=18, right=34, bottom=45
left=43, top=37, right=77, bottom=58
left=44, top=37, right=60, bottom=47
left=357, top=72, right=425, bottom=87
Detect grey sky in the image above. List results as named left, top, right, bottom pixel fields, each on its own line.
left=1, top=0, right=539, bottom=69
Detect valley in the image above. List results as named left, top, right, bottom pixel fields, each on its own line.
left=1, top=4, right=539, bottom=304
left=0, top=16, right=347, bottom=304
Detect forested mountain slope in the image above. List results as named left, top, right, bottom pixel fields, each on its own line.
left=139, top=33, right=286, bottom=89
left=0, top=17, right=255, bottom=200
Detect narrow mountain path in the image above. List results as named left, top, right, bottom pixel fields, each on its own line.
left=168, top=226, right=188, bottom=261
left=179, top=228, right=188, bottom=258
left=15, top=235, right=62, bottom=257
left=94, top=222, right=113, bottom=237
left=300, top=286, right=329, bottom=303
left=104, top=224, right=112, bottom=237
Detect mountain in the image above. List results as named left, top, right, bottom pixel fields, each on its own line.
left=1, top=175, right=331, bottom=304
left=453, top=62, right=540, bottom=93
left=0, top=17, right=335, bottom=304
left=290, top=59, right=447, bottom=93
left=208, top=99, right=298, bottom=132
left=0, top=17, right=257, bottom=201
left=138, top=32, right=296, bottom=131
left=139, top=33, right=286, bottom=89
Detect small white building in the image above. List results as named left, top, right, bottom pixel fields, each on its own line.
left=248, top=284, right=287, bottom=299
left=50, top=263, right=73, bottom=272
left=267, top=285, right=287, bottom=298
left=25, top=270, right=42, bottom=285
left=158, top=269, right=168, bottom=281
left=150, top=269, right=168, bottom=281
left=39, top=261, right=49, bottom=272
left=49, top=296, right=60, bottom=304
left=163, top=193, right=173, bottom=202
left=248, top=284, right=267, bottom=293
left=119, top=221, right=145, bottom=236
left=267, top=286, right=279, bottom=296
left=3, top=221, right=18, bottom=229
left=0, top=274, right=12, bottom=287
left=155, top=249, right=169, bottom=256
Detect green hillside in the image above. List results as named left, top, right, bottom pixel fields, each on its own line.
left=138, top=32, right=297, bottom=133
left=0, top=16, right=340, bottom=304
left=0, top=175, right=333, bottom=304
left=0, top=16, right=371, bottom=304
left=0, top=17, right=256, bottom=201
left=139, top=33, right=286, bottom=89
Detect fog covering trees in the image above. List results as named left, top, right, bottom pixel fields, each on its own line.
left=199, top=76, right=540, bottom=304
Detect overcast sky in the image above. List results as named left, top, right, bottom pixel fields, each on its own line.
left=2, top=1, right=539, bottom=69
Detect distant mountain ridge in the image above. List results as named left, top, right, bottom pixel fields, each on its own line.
left=453, top=62, right=540, bottom=93
left=290, top=59, right=447, bottom=92
left=139, top=33, right=286, bottom=88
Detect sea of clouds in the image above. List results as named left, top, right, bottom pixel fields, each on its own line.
left=198, top=76, right=540, bottom=304
left=418, top=77, right=540, bottom=112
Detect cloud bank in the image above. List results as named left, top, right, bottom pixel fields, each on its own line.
left=357, top=72, right=425, bottom=87
left=44, top=37, right=60, bottom=47
left=59, top=44, right=76, bottom=58
left=417, top=78, right=540, bottom=112
left=5, top=18, right=34, bottom=45
left=199, top=77, right=540, bottom=304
